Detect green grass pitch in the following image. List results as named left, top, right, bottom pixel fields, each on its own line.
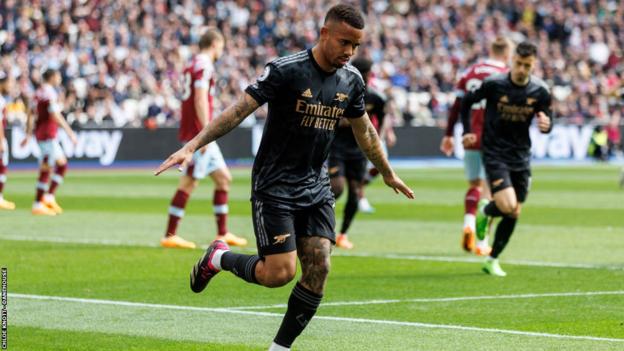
left=1, top=165, right=623, bottom=350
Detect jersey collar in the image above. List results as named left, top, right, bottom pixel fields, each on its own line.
left=308, top=49, right=337, bottom=77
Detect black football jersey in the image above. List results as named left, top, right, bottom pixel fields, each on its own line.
left=461, top=73, right=552, bottom=170
left=245, top=49, right=366, bottom=208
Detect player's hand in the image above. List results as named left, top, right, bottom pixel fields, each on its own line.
left=69, top=132, right=78, bottom=145
left=440, top=136, right=454, bottom=156
left=537, top=112, right=551, bottom=132
left=154, top=145, right=194, bottom=176
left=20, top=135, right=31, bottom=147
left=462, top=133, right=477, bottom=148
left=0, top=139, right=4, bottom=154
left=385, top=129, right=397, bottom=148
left=383, top=173, right=415, bottom=199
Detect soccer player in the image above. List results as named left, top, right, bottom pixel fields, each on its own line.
left=0, top=72, right=16, bottom=210
left=160, top=29, right=247, bottom=249
left=23, top=68, right=77, bottom=216
left=461, top=42, right=552, bottom=277
left=440, top=37, right=512, bottom=255
left=329, top=57, right=385, bottom=249
left=155, top=5, right=414, bottom=350
left=357, top=80, right=394, bottom=214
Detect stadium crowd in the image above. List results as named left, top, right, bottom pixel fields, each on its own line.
left=0, top=0, right=623, bottom=133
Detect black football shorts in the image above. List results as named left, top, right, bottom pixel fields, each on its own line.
left=251, top=198, right=336, bottom=256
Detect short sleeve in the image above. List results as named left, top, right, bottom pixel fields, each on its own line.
left=344, top=79, right=366, bottom=118
left=536, top=87, right=552, bottom=116
left=194, top=70, right=210, bottom=89
left=245, top=64, right=284, bottom=105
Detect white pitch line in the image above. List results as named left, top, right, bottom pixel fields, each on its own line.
left=1, top=235, right=623, bottom=271
left=9, top=293, right=624, bottom=343
left=227, top=290, right=624, bottom=310
left=336, top=252, right=624, bottom=270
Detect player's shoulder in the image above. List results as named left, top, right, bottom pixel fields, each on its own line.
left=367, top=86, right=387, bottom=102
left=483, top=72, right=507, bottom=85
left=270, top=50, right=309, bottom=69
left=341, top=63, right=365, bottom=86
left=530, top=75, right=550, bottom=93
left=193, top=54, right=214, bottom=73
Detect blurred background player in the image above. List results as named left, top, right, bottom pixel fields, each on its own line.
left=0, top=72, right=15, bottom=210
left=161, top=29, right=247, bottom=249
left=23, top=68, right=77, bottom=216
left=461, top=42, right=552, bottom=276
left=328, top=57, right=378, bottom=249
left=357, top=62, right=394, bottom=214
left=440, top=37, right=512, bottom=255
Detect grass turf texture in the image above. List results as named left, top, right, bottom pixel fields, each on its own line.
left=1, top=165, right=623, bottom=350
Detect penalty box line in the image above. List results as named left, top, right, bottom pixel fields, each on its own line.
left=9, top=292, right=624, bottom=344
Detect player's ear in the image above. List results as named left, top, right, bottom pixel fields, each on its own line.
left=320, top=26, right=329, bottom=40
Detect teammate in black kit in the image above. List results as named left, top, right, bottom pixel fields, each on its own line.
left=461, top=42, right=552, bottom=277
left=155, top=5, right=414, bottom=350
left=329, top=57, right=385, bottom=249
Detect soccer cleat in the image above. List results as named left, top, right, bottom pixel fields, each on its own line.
left=216, top=232, right=247, bottom=247
left=0, top=198, right=16, bottom=210
left=461, top=226, right=475, bottom=253
left=336, top=234, right=354, bottom=249
left=358, top=197, right=375, bottom=213
left=190, top=240, right=229, bottom=293
left=160, top=235, right=197, bottom=249
left=482, top=258, right=507, bottom=277
left=474, top=245, right=492, bottom=256
left=43, top=198, right=63, bottom=214
left=32, top=204, right=56, bottom=216
left=475, top=199, right=490, bottom=241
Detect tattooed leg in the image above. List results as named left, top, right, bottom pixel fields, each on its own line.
left=272, top=236, right=331, bottom=348
left=297, top=236, right=332, bottom=294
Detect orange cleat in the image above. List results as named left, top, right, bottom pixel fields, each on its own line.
left=336, top=233, right=354, bottom=249
left=0, top=198, right=16, bottom=210
left=43, top=197, right=63, bottom=214
left=215, top=232, right=247, bottom=247
left=32, top=204, right=56, bottom=216
left=474, top=245, right=492, bottom=256
left=462, top=226, right=475, bottom=253
left=160, top=235, right=197, bottom=249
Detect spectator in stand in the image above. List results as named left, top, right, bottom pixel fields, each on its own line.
left=0, top=1, right=621, bottom=130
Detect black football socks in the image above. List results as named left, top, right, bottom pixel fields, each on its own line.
left=220, top=251, right=262, bottom=284
left=273, top=282, right=323, bottom=348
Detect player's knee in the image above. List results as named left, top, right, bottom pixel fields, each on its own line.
left=330, top=182, right=344, bottom=198
left=497, top=201, right=516, bottom=216
left=214, top=172, right=232, bottom=191
left=264, top=266, right=296, bottom=288
left=468, top=179, right=482, bottom=189
left=511, top=205, right=522, bottom=218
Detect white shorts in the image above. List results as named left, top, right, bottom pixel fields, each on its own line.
left=1, top=138, right=8, bottom=166
left=463, top=150, right=486, bottom=181
left=37, top=139, right=65, bottom=167
left=184, top=142, right=226, bottom=180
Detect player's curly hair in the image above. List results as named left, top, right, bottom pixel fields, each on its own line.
left=324, top=4, right=365, bottom=29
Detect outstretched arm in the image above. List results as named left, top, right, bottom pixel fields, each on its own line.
left=350, top=113, right=414, bottom=199
left=155, top=93, right=259, bottom=175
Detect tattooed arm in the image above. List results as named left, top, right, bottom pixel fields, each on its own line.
left=350, top=113, right=414, bottom=198
left=155, top=93, right=259, bottom=175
